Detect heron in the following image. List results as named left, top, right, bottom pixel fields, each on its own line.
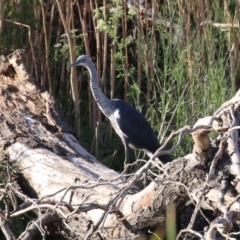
left=71, top=55, right=171, bottom=165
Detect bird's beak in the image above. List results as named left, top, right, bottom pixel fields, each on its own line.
left=70, top=60, right=79, bottom=67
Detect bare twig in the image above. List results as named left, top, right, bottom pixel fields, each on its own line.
left=200, top=20, right=240, bottom=30
left=18, top=212, right=59, bottom=240
left=0, top=207, right=15, bottom=240
left=207, top=138, right=227, bottom=181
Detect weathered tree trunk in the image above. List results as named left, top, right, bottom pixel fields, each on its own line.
left=0, top=50, right=240, bottom=240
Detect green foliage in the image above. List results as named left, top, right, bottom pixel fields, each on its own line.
left=89, top=1, right=233, bottom=162
left=54, top=31, right=84, bottom=62
left=127, top=82, right=141, bottom=108
left=0, top=0, right=236, bottom=165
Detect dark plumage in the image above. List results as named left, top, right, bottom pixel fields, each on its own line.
left=71, top=55, right=171, bottom=165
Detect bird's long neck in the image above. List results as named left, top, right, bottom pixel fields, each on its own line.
left=86, top=62, right=112, bottom=117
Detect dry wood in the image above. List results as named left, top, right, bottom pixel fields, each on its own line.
left=39, top=0, right=52, bottom=91
left=1, top=50, right=240, bottom=239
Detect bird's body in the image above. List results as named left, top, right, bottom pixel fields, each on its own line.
left=108, top=99, right=160, bottom=153
left=71, top=55, right=171, bottom=165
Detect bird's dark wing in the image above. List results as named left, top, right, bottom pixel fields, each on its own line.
left=110, top=99, right=160, bottom=153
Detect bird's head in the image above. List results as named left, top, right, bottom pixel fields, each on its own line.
left=70, top=55, right=90, bottom=68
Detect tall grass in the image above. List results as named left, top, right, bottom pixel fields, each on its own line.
left=0, top=0, right=237, bottom=161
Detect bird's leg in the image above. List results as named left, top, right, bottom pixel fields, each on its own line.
left=122, top=138, right=129, bottom=167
